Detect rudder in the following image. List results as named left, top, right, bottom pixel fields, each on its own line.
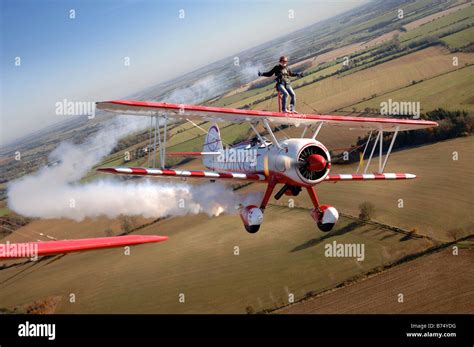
left=203, top=123, right=223, bottom=168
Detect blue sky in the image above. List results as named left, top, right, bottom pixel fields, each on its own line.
left=1, top=0, right=364, bottom=145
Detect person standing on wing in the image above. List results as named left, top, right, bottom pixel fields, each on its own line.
left=258, top=56, right=303, bottom=113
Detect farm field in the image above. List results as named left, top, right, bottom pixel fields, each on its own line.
left=277, top=246, right=474, bottom=313
left=0, top=205, right=433, bottom=313
left=441, top=26, right=474, bottom=48
left=400, top=4, right=474, bottom=43
left=346, top=65, right=474, bottom=113
left=403, top=1, right=473, bottom=31
left=228, top=46, right=474, bottom=113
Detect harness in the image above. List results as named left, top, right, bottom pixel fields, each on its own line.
left=272, top=65, right=290, bottom=84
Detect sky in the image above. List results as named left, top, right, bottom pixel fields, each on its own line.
left=0, top=0, right=366, bottom=145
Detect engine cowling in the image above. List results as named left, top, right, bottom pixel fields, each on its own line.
left=311, top=205, right=339, bottom=232
left=296, top=144, right=331, bottom=183
left=240, top=205, right=263, bottom=233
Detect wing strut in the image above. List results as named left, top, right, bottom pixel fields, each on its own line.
left=250, top=122, right=268, bottom=148
left=381, top=126, right=399, bottom=172
left=300, top=125, right=309, bottom=138
left=364, top=130, right=381, bottom=174
left=311, top=122, right=324, bottom=140
left=147, top=116, right=153, bottom=166
left=356, top=130, right=372, bottom=174
left=150, top=113, right=168, bottom=169
left=262, top=119, right=282, bottom=149
left=153, top=116, right=158, bottom=167
left=362, top=126, right=399, bottom=174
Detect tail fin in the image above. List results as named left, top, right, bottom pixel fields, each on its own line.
left=203, top=123, right=223, bottom=168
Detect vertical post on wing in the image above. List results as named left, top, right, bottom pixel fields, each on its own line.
left=153, top=116, right=158, bottom=168
left=160, top=115, right=168, bottom=169
left=153, top=113, right=168, bottom=169
left=277, top=91, right=282, bottom=113
left=157, top=115, right=162, bottom=168
left=379, top=129, right=383, bottom=173
left=356, top=130, right=372, bottom=174
left=381, top=126, right=399, bottom=173
left=147, top=116, right=153, bottom=167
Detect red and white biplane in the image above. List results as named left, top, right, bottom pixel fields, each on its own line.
left=1, top=100, right=437, bottom=260
left=95, top=100, right=438, bottom=233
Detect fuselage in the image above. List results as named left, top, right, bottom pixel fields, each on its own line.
left=204, top=138, right=331, bottom=187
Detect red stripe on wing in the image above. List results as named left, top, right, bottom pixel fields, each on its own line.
left=130, top=168, right=148, bottom=175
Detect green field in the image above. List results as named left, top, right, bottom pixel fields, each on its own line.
left=441, top=26, right=474, bottom=48
left=244, top=46, right=474, bottom=114
left=400, top=5, right=474, bottom=43
left=0, top=208, right=10, bottom=217
left=346, top=65, right=474, bottom=113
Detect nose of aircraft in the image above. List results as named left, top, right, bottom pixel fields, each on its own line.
left=307, top=154, right=327, bottom=172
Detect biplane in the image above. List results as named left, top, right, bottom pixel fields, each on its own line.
left=95, top=100, right=438, bottom=233
left=1, top=100, right=438, bottom=259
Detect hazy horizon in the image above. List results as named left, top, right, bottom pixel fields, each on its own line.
left=1, top=0, right=367, bottom=146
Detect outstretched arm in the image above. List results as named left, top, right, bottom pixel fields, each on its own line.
left=288, top=68, right=303, bottom=77
left=259, top=66, right=277, bottom=77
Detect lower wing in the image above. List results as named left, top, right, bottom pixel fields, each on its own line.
left=0, top=235, right=168, bottom=259
left=98, top=167, right=266, bottom=181
left=98, top=167, right=414, bottom=182
left=325, top=173, right=416, bottom=181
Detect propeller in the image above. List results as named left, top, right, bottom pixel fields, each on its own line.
left=297, top=145, right=329, bottom=180
left=264, top=145, right=329, bottom=181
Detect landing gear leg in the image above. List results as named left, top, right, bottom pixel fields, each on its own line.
left=260, top=177, right=278, bottom=211
left=306, top=186, right=320, bottom=210
left=307, top=186, right=338, bottom=232
left=307, top=186, right=323, bottom=230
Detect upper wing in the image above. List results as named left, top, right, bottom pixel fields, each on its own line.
left=0, top=235, right=168, bottom=259
left=98, top=167, right=266, bottom=181
left=96, top=100, right=438, bottom=132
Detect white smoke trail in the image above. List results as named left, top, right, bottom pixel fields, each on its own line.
left=8, top=176, right=261, bottom=221
left=239, top=62, right=265, bottom=82
left=166, top=76, right=225, bottom=104
left=7, top=74, right=262, bottom=221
